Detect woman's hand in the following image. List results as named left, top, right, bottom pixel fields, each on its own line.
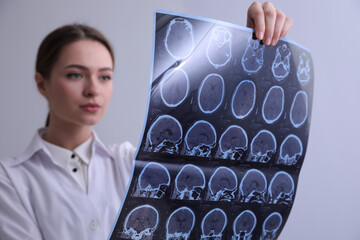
left=247, top=1, right=293, bottom=46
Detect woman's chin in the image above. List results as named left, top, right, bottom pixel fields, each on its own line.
left=78, top=116, right=102, bottom=126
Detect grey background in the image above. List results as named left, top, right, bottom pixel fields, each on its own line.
left=0, top=0, right=359, bottom=239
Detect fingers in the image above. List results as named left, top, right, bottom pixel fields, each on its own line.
left=271, top=9, right=286, bottom=46
left=247, top=1, right=292, bottom=46
left=247, top=1, right=265, bottom=40
left=263, top=1, right=276, bottom=45
left=280, top=17, right=293, bottom=38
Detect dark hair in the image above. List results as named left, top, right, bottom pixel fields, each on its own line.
left=36, top=24, right=115, bottom=127
left=36, top=23, right=115, bottom=79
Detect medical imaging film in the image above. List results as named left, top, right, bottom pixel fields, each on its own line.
left=110, top=11, right=313, bottom=240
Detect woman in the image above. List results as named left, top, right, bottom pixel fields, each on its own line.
left=0, top=2, right=292, bottom=239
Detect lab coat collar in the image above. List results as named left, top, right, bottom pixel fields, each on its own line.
left=9, top=128, right=113, bottom=167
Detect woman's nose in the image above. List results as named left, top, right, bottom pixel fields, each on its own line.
left=83, top=76, right=99, bottom=97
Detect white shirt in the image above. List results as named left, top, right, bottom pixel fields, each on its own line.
left=42, top=134, right=92, bottom=192
left=0, top=129, right=135, bottom=240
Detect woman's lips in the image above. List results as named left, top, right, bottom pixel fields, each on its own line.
left=80, top=103, right=100, bottom=113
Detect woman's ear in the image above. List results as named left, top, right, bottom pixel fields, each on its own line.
left=35, top=72, right=48, bottom=98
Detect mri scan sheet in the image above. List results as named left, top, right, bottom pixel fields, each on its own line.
left=109, top=11, right=313, bottom=240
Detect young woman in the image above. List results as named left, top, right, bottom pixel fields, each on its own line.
left=0, top=2, right=292, bottom=239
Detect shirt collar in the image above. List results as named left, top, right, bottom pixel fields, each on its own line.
left=42, top=135, right=93, bottom=169
left=91, top=130, right=114, bottom=159
left=9, top=128, right=113, bottom=167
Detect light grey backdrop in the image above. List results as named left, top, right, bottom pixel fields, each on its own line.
left=1, top=0, right=359, bottom=239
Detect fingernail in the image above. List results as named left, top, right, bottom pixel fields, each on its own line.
left=271, top=39, right=277, bottom=46
left=265, top=37, right=271, bottom=45
left=257, top=31, right=264, bottom=40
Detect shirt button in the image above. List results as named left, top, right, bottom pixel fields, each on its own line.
left=89, top=219, right=98, bottom=230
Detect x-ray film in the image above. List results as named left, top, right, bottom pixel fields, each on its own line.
left=110, top=11, right=313, bottom=240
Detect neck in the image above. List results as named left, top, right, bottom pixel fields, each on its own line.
left=44, top=120, right=92, bottom=151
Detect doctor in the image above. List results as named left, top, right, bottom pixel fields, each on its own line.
left=0, top=2, right=292, bottom=239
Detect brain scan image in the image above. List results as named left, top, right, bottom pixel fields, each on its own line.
left=241, top=38, right=265, bottom=75
left=160, top=67, right=190, bottom=107
left=290, top=91, right=308, bottom=128
left=232, top=210, right=257, bottom=240
left=122, top=205, right=159, bottom=240
left=262, top=86, right=285, bottom=124
left=277, top=134, right=303, bottom=165
left=206, top=26, right=232, bottom=69
left=198, top=73, right=225, bottom=114
left=201, top=208, right=227, bottom=240
left=248, top=130, right=277, bottom=163
left=136, top=162, right=170, bottom=199
left=297, top=52, right=311, bottom=85
left=145, top=115, right=182, bottom=154
left=231, top=80, right=256, bottom=119
left=218, top=125, right=248, bottom=160
left=165, top=18, right=195, bottom=60
left=110, top=12, right=314, bottom=240
left=184, top=120, right=217, bottom=157
left=166, top=207, right=195, bottom=240
left=268, top=171, right=294, bottom=205
left=239, top=169, right=267, bottom=203
left=174, top=164, right=206, bottom=200
left=208, top=167, right=238, bottom=202
left=260, top=212, right=283, bottom=240
left=271, top=44, right=291, bottom=81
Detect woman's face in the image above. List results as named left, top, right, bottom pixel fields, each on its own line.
left=41, top=39, right=114, bottom=128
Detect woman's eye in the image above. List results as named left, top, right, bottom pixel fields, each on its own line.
left=100, top=75, right=112, bottom=81
left=66, top=73, right=82, bottom=79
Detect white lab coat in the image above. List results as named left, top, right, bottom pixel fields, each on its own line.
left=0, top=129, right=135, bottom=240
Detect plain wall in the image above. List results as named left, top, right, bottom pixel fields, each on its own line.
left=1, top=0, right=360, bottom=239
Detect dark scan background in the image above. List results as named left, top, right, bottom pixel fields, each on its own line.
left=110, top=11, right=313, bottom=240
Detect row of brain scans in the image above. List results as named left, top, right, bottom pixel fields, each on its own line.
left=144, top=115, right=304, bottom=165
left=159, top=70, right=309, bottom=127
left=121, top=204, right=283, bottom=240
left=164, top=17, right=311, bottom=86
left=133, top=162, right=294, bottom=205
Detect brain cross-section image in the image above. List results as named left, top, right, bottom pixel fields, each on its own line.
left=290, top=91, right=308, bottom=128
left=121, top=205, right=159, bottom=240
left=262, top=86, right=285, bottom=124
left=232, top=210, right=257, bottom=240
left=201, top=208, right=227, bottom=240
left=268, top=171, right=294, bottom=205
left=248, top=130, right=277, bottom=163
left=165, top=18, right=195, bottom=60
left=166, top=207, right=195, bottom=240
left=145, top=115, right=182, bottom=154
left=208, top=167, right=238, bottom=202
left=231, top=80, right=256, bottom=119
left=260, top=212, right=283, bottom=240
left=160, top=68, right=189, bottom=107
left=134, top=162, right=170, bottom=199
left=184, top=120, right=217, bottom=157
left=110, top=11, right=313, bottom=240
left=218, top=125, right=248, bottom=160
left=242, top=38, right=265, bottom=75
left=206, top=26, right=232, bottom=69
left=198, top=73, right=225, bottom=114
left=297, top=52, right=311, bottom=85
left=239, top=169, right=267, bottom=203
left=277, top=134, right=303, bottom=165
left=174, top=164, right=206, bottom=200
left=272, top=44, right=291, bottom=81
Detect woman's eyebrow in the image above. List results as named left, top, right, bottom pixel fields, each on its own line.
left=64, top=65, right=113, bottom=72
left=65, top=64, right=88, bottom=70
left=99, top=67, right=113, bottom=72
